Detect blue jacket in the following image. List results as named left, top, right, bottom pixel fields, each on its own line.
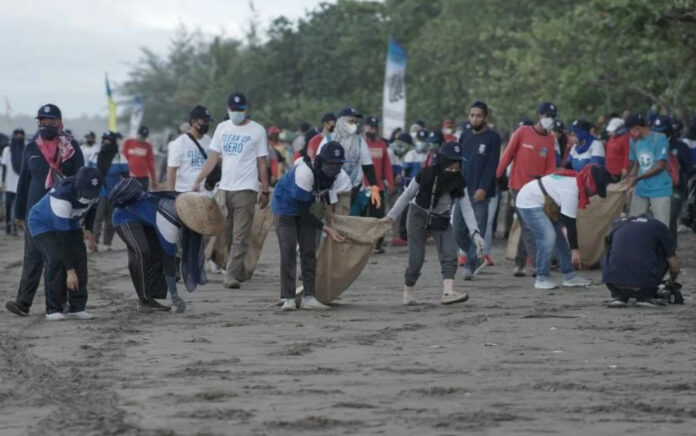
left=112, top=193, right=180, bottom=257
left=459, top=128, right=501, bottom=199
left=87, top=153, right=129, bottom=198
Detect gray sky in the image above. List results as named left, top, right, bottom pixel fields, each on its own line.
left=0, top=0, right=329, bottom=118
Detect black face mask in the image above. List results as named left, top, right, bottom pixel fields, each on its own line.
left=39, top=126, right=58, bottom=141
left=86, top=140, right=95, bottom=146
left=321, top=163, right=342, bottom=179
left=196, top=123, right=210, bottom=135
left=328, top=126, right=336, bottom=133
left=13, top=136, right=24, bottom=144
left=471, top=123, right=485, bottom=132
left=365, top=132, right=376, bottom=140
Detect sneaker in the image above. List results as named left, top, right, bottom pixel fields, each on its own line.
left=403, top=286, right=417, bottom=305
left=513, top=266, right=526, bottom=277
left=373, top=247, right=385, bottom=254
left=138, top=303, right=154, bottom=313
left=441, top=291, right=469, bottom=305
left=223, top=279, right=241, bottom=289
left=300, top=296, right=330, bottom=310
left=45, top=312, right=66, bottom=321
left=208, top=260, right=221, bottom=274
left=534, top=279, right=558, bottom=290
left=483, top=255, right=494, bottom=266
left=65, top=311, right=94, bottom=320
left=607, top=297, right=628, bottom=308
left=6, top=301, right=29, bottom=317
left=392, top=238, right=407, bottom=247
left=281, top=298, right=296, bottom=311
left=635, top=299, right=666, bottom=308
left=562, top=276, right=592, bottom=288
left=147, top=300, right=172, bottom=312
left=458, top=254, right=468, bottom=266
left=462, top=267, right=474, bottom=281
left=171, top=296, right=186, bottom=314
left=473, top=261, right=487, bottom=277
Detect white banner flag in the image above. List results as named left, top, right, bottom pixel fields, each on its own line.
left=128, top=96, right=144, bottom=138
left=382, top=38, right=407, bottom=138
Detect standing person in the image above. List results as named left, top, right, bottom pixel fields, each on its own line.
left=626, top=113, right=672, bottom=226
left=602, top=216, right=680, bottom=307
left=425, top=129, right=444, bottom=167
left=167, top=105, right=214, bottom=193
left=455, top=100, right=501, bottom=279
left=194, top=91, right=270, bottom=289
left=653, top=115, right=695, bottom=241
left=551, top=120, right=568, bottom=167
left=683, top=115, right=696, bottom=162
left=292, top=122, right=311, bottom=155
left=441, top=118, right=457, bottom=142
left=273, top=141, right=349, bottom=311
left=88, top=131, right=129, bottom=251
left=123, top=125, right=158, bottom=191
left=1, top=128, right=25, bottom=235
left=362, top=116, right=393, bottom=253
left=267, top=126, right=287, bottom=185
left=515, top=165, right=609, bottom=289
left=403, top=130, right=429, bottom=179
left=81, top=131, right=100, bottom=165
left=27, top=167, right=102, bottom=320
left=565, top=119, right=605, bottom=171
left=388, top=132, right=412, bottom=246
left=381, top=142, right=484, bottom=305
left=5, top=104, right=85, bottom=317
left=317, top=107, right=381, bottom=215
left=304, top=113, right=336, bottom=161
left=604, top=117, right=630, bottom=181
left=496, top=102, right=558, bottom=277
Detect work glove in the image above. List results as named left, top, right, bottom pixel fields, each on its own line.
left=472, top=231, right=485, bottom=259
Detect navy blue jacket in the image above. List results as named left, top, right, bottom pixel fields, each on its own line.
left=15, top=140, right=84, bottom=220
left=459, top=128, right=501, bottom=199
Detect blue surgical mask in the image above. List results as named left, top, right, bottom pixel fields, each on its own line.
left=228, top=110, right=246, bottom=125
left=415, top=141, right=427, bottom=152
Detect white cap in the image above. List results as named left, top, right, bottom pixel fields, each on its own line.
left=606, top=117, right=624, bottom=134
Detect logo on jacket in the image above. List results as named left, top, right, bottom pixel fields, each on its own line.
left=91, top=178, right=99, bottom=186
left=539, top=147, right=547, bottom=157
left=478, top=143, right=486, bottom=154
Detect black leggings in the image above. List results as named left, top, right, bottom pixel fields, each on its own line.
left=116, top=221, right=173, bottom=303
left=33, top=230, right=88, bottom=314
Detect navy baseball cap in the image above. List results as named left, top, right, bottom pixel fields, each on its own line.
left=101, top=131, right=117, bottom=141
left=537, top=102, right=558, bottom=117
left=518, top=117, right=534, bottom=127
left=415, top=129, right=428, bottom=141
left=571, top=119, right=592, bottom=133
left=438, top=141, right=464, bottom=160
left=227, top=92, right=248, bottom=110
left=337, top=107, right=362, bottom=118
left=625, top=113, right=647, bottom=129
left=319, top=141, right=346, bottom=164
left=427, top=129, right=444, bottom=144
left=36, top=104, right=62, bottom=120
left=552, top=120, right=565, bottom=132
left=321, top=112, right=336, bottom=124
left=396, top=133, right=413, bottom=145
left=365, top=116, right=379, bottom=127
left=138, top=125, right=149, bottom=138
left=189, top=105, right=214, bottom=122
left=652, top=115, right=672, bottom=132
left=85, top=131, right=96, bottom=139
left=75, top=167, right=103, bottom=200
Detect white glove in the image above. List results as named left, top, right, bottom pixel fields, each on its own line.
left=472, top=231, right=485, bottom=259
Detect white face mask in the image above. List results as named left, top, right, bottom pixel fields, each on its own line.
left=443, top=128, right=453, bottom=135
left=229, top=110, right=246, bottom=125
left=347, top=123, right=358, bottom=135
left=415, top=141, right=427, bottom=152
left=540, top=117, right=555, bottom=131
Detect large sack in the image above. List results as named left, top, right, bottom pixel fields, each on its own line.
left=315, top=215, right=390, bottom=304
left=577, top=180, right=627, bottom=268
left=205, top=189, right=274, bottom=280
left=175, top=192, right=224, bottom=236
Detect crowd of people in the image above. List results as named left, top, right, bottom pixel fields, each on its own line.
left=1, top=94, right=693, bottom=320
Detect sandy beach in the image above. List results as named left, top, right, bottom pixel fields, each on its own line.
left=0, top=229, right=694, bottom=436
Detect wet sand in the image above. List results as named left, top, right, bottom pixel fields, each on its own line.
left=0, top=229, right=695, bottom=436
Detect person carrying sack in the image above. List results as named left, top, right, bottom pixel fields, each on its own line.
left=515, top=164, right=611, bottom=289
left=380, top=142, right=484, bottom=306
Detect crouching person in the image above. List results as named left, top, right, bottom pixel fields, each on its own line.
left=602, top=215, right=681, bottom=307
left=27, top=167, right=102, bottom=321
left=109, top=178, right=208, bottom=313
left=380, top=142, right=484, bottom=306
left=272, top=141, right=348, bottom=311
left=515, top=164, right=610, bottom=289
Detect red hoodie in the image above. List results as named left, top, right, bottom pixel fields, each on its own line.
left=362, top=137, right=393, bottom=192
left=123, top=138, right=156, bottom=180
left=605, top=133, right=630, bottom=177
left=496, top=125, right=556, bottom=191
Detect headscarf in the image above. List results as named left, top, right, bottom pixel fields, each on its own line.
left=571, top=126, right=596, bottom=155
left=9, top=129, right=25, bottom=174
left=332, top=116, right=363, bottom=186
left=35, top=120, right=75, bottom=188
left=554, top=165, right=596, bottom=210
left=96, top=139, right=118, bottom=178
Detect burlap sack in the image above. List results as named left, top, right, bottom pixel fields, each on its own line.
left=315, top=215, right=390, bottom=304
left=504, top=181, right=628, bottom=269
left=205, top=189, right=274, bottom=280
left=175, top=192, right=225, bottom=236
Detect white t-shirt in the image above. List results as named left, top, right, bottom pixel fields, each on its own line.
left=167, top=133, right=212, bottom=192
left=1, top=146, right=20, bottom=193
left=209, top=120, right=268, bottom=192
left=81, top=144, right=101, bottom=166
left=294, top=161, right=352, bottom=204
left=516, top=174, right=579, bottom=218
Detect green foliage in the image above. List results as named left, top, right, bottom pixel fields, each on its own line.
left=119, top=0, right=696, bottom=133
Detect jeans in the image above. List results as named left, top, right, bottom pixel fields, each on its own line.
left=404, top=205, right=458, bottom=286
left=452, top=197, right=490, bottom=271
left=484, top=194, right=499, bottom=255
left=512, top=189, right=537, bottom=269
left=516, top=207, right=576, bottom=282
left=629, top=195, right=670, bottom=227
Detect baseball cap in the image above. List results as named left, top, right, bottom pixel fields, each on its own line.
left=319, top=141, right=346, bottom=164
left=189, top=105, right=214, bottom=122
left=101, top=131, right=117, bottom=141
left=137, top=125, right=149, bottom=138
left=75, top=167, right=103, bottom=200
left=396, top=133, right=413, bottom=145
left=537, top=102, right=558, bottom=117
left=625, top=113, right=647, bottom=129
left=227, top=92, right=248, bottom=110
left=84, top=131, right=96, bottom=139
left=427, top=129, right=444, bottom=144
left=571, top=119, right=592, bottom=133
left=36, top=104, right=62, bottom=120
left=606, top=117, right=624, bottom=134
left=552, top=120, right=565, bottom=132
left=652, top=115, right=672, bottom=132
left=438, top=141, right=464, bottom=160
left=415, top=129, right=428, bottom=141
left=337, top=107, right=362, bottom=118
left=365, top=116, right=379, bottom=127
left=321, top=112, right=336, bottom=124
